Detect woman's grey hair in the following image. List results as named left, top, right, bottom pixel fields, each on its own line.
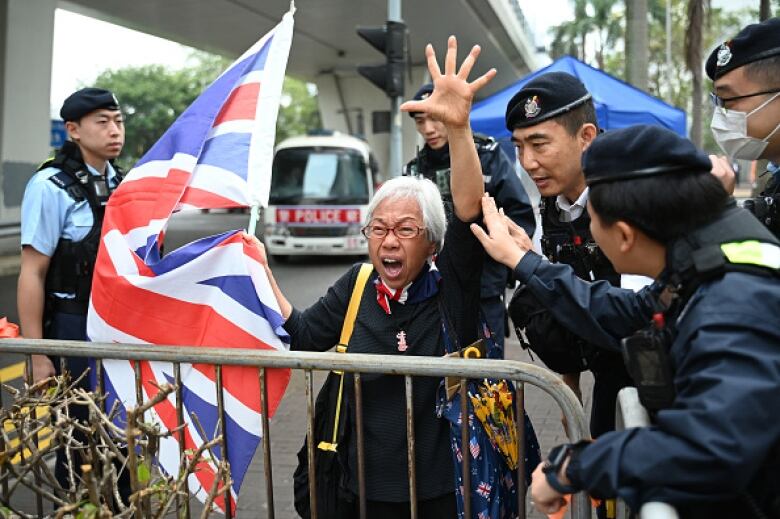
left=365, top=176, right=447, bottom=251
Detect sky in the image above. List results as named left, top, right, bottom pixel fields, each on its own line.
left=50, top=9, right=194, bottom=115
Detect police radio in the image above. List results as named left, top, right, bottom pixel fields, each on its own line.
left=621, top=313, right=676, bottom=412
left=541, top=232, right=608, bottom=281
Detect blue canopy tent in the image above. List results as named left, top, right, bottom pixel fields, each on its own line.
left=470, top=56, right=687, bottom=143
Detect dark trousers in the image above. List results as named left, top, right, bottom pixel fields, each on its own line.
left=589, top=351, right=635, bottom=438
left=480, top=294, right=505, bottom=347
left=342, top=492, right=458, bottom=519
left=45, top=311, right=130, bottom=504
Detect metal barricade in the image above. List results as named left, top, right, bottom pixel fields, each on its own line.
left=615, top=388, right=679, bottom=519
left=1, top=338, right=591, bottom=519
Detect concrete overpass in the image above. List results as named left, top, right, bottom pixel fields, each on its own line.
left=0, top=0, right=540, bottom=226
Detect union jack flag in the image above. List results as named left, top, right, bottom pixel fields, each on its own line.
left=476, top=482, right=492, bottom=498
left=87, top=7, right=295, bottom=513
left=470, top=436, right=481, bottom=459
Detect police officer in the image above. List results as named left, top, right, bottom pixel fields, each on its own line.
left=17, top=88, right=125, bottom=492
left=707, top=17, right=780, bottom=237
left=405, top=83, right=535, bottom=346
left=472, top=125, right=780, bottom=518
left=504, top=72, right=635, bottom=442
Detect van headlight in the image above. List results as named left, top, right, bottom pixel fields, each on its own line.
left=265, top=224, right=290, bottom=237
left=346, top=223, right=363, bottom=236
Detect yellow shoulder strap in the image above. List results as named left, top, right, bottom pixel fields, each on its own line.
left=337, top=263, right=373, bottom=351
left=319, top=263, right=373, bottom=453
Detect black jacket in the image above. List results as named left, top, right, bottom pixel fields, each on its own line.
left=405, top=136, right=535, bottom=298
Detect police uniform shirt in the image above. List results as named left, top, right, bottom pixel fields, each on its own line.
left=555, top=187, right=589, bottom=223
left=21, top=162, right=120, bottom=297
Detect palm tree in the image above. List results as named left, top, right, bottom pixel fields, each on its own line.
left=549, top=0, right=620, bottom=68
left=685, top=0, right=706, bottom=147
left=591, top=0, right=622, bottom=69
left=625, top=0, right=649, bottom=91
left=759, top=0, right=771, bottom=20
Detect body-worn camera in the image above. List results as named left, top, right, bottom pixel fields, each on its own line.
left=621, top=317, right=676, bottom=412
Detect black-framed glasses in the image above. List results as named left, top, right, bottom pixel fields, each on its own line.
left=361, top=224, right=426, bottom=239
left=709, top=87, right=780, bottom=108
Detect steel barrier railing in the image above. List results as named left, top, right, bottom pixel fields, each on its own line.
left=615, top=388, right=679, bottom=519
left=1, top=338, right=591, bottom=519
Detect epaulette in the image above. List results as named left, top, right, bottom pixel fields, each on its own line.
left=48, top=170, right=86, bottom=202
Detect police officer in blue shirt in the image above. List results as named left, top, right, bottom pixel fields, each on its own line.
left=18, top=87, right=125, bottom=495
left=405, top=83, right=535, bottom=346
left=472, top=125, right=780, bottom=518
left=18, top=87, right=124, bottom=382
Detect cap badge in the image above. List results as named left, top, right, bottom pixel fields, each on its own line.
left=524, top=95, right=541, bottom=118
left=716, top=42, right=732, bottom=67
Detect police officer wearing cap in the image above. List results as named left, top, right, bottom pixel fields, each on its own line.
left=504, top=72, right=635, bottom=445
left=18, top=88, right=125, bottom=491
left=405, top=83, right=535, bottom=347
left=471, top=124, right=780, bottom=518
left=707, top=17, right=780, bottom=237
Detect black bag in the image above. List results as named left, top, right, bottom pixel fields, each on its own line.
left=292, top=264, right=372, bottom=518
left=292, top=372, right=355, bottom=519
left=508, top=283, right=598, bottom=374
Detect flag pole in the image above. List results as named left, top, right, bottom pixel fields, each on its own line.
left=247, top=203, right=260, bottom=236
left=246, top=0, right=295, bottom=238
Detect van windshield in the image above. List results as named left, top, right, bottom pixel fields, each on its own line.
left=270, top=146, right=369, bottom=205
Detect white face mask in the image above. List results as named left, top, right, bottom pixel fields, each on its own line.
left=711, top=92, right=780, bottom=160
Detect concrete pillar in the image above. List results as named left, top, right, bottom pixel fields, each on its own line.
left=315, top=65, right=430, bottom=181
left=0, top=0, right=56, bottom=226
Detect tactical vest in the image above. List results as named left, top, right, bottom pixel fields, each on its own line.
left=539, top=196, right=620, bottom=285
left=404, top=135, right=498, bottom=222
left=508, top=196, right=621, bottom=374
left=622, top=202, right=780, bottom=518
left=40, top=141, right=123, bottom=315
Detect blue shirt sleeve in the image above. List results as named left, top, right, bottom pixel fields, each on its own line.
left=20, top=168, right=70, bottom=256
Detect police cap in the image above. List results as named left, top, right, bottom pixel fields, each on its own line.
left=407, top=83, right=434, bottom=118
left=583, top=125, right=712, bottom=186
left=505, top=72, right=592, bottom=131
left=705, top=18, right=780, bottom=80
left=60, top=88, right=120, bottom=122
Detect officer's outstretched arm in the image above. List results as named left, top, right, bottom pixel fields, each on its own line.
left=471, top=195, right=531, bottom=268
left=17, top=245, right=56, bottom=382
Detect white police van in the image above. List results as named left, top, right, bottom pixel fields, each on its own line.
left=263, top=132, right=377, bottom=260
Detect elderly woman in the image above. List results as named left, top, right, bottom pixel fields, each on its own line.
left=257, top=39, right=495, bottom=517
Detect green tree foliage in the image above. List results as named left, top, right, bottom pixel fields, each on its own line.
left=276, top=77, right=322, bottom=144
left=549, top=0, right=753, bottom=152
left=91, top=51, right=321, bottom=169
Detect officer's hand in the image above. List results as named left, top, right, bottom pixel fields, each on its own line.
left=530, top=462, right=568, bottom=516
left=400, top=36, right=496, bottom=130
left=28, top=354, right=55, bottom=385
left=710, top=155, right=736, bottom=195
left=471, top=195, right=528, bottom=268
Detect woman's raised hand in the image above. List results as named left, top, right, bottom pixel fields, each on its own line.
left=400, top=36, right=496, bottom=129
